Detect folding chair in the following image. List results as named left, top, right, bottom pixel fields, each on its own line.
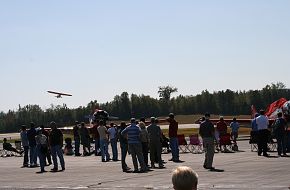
left=177, top=134, right=189, bottom=153
left=161, top=135, right=171, bottom=154
left=0, top=148, right=15, bottom=157
left=267, top=134, right=277, bottom=152
left=188, top=134, right=203, bottom=154
left=15, top=141, right=23, bottom=152
left=249, top=131, right=259, bottom=152
left=219, top=133, right=232, bottom=152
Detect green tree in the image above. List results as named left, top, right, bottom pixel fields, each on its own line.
left=158, top=85, right=178, bottom=101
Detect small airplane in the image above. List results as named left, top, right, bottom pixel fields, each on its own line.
left=47, top=91, right=72, bottom=98
left=93, top=109, right=119, bottom=121
left=57, top=109, right=168, bottom=134
left=54, top=109, right=119, bottom=134
left=194, top=98, right=290, bottom=127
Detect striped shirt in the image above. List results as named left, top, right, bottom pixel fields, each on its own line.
left=121, top=124, right=141, bottom=144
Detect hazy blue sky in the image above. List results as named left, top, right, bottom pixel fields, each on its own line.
left=1, top=1, right=290, bottom=112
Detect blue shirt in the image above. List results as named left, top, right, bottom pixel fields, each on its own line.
left=251, top=119, right=258, bottom=131
left=230, top=121, right=239, bottom=133
left=20, top=130, right=29, bottom=147
left=121, top=124, right=141, bottom=144
left=256, top=115, right=269, bottom=130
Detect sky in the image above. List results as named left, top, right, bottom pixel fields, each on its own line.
left=0, top=1, right=290, bottom=113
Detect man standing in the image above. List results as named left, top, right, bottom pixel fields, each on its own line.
left=49, top=121, right=65, bottom=172
left=20, top=125, right=29, bottom=167
left=167, top=113, right=180, bottom=162
left=256, top=110, right=270, bottom=157
left=216, top=116, right=228, bottom=136
left=139, top=117, right=149, bottom=167
left=91, top=120, right=100, bottom=156
left=118, top=122, right=130, bottom=172
left=216, top=116, right=227, bottom=151
left=80, top=122, right=91, bottom=156
left=40, top=125, right=52, bottom=166
left=147, top=117, right=164, bottom=169
left=230, top=118, right=239, bottom=145
left=73, top=121, right=81, bottom=156
left=108, top=123, right=118, bottom=161
left=97, top=120, right=110, bottom=162
left=121, top=118, right=147, bottom=173
left=27, top=122, right=37, bottom=167
left=199, top=113, right=215, bottom=170
left=273, top=112, right=288, bottom=156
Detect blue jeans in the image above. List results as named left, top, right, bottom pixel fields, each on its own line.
left=128, top=143, right=146, bottom=171
left=74, top=138, right=80, bottom=155
left=170, top=137, right=179, bottom=161
left=99, top=138, right=110, bottom=161
left=110, top=138, right=118, bottom=160
left=37, top=145, right=46, bottom=171
left=23, top=146, right=29, bottom=166
left=94, top=138, right=100, bottom=155
left=276, top=134, right=287, bottom=155
left=29, top=145, right=37, bottom=166
left=120, top=142, right=128, bottom=170
left=51, top=145, right=65, bottom=170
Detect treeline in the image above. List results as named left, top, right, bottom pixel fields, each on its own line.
left=0, top=82, right=289, bottom=133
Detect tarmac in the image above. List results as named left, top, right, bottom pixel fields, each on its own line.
left=0, top=140, right=290, bottom=190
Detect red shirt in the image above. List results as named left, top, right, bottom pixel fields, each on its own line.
left=216, top=121, right=227, bottom=135
left=91, top=124, right=100, bottom=139
left=167, top=118, right=178, bottom=138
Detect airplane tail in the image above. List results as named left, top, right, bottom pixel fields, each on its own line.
left=251, top=105, right=257, bottom=119
left=265, top=98, right=287, bottom=118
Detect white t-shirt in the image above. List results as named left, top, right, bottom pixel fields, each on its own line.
left=108, top=127, right=117, bottom=140
left=256, top=115, right=269, bottom=130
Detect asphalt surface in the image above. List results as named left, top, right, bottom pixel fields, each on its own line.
left=1, top=139, right=290, bottom=190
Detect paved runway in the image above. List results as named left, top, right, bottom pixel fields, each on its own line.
left=0, top=140, right=290, bottom=189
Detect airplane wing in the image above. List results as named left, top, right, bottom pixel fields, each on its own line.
left=47, top=91, right=72, bottom=96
